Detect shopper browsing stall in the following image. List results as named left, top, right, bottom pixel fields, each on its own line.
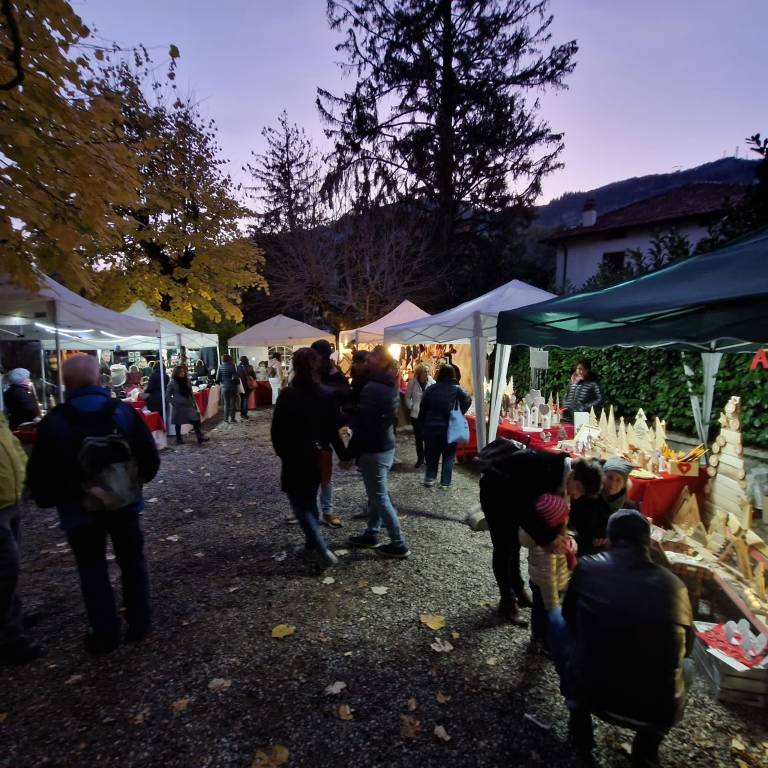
left=561, top=359, right=603, bottom=423
left=404, top=363, right=434, bottom=469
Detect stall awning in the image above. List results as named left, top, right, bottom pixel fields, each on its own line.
left=229, top=314, right=334, bottom=348
left=340, top=300, right=430, bottom=346
left=121, top=301, right=218, bottom=350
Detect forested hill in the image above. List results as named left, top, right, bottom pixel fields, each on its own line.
left=535, top=157, right=759, bottom=230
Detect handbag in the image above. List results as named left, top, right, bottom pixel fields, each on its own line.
left=237, top=379, right=245, bottom=395
left=447, top=393, right=469, bottom=445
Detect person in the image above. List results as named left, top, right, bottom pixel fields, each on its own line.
left=216, top=354, right=239, bottom=423
left=404, top=363, right=435, bottom=469
left=348, top=351, right=369, bottom=410
left=600, top=456, right=640, bottom=513
left=193, top=359, right=209, bottom=383
left=418, top=364, right=471, bottom=489
left=142, top=363, right=169, bottom=414
left=268, top=352, right=284, bottom=405
left=347, top=347, right=410, bottom=558
left=561, top=359, right=603, bottom=423
left=26, top=354, right=160, bottom=654
left=271, top=348, right=349, bottom=570
left=567, top=459, right=612, bottom=557
left=562, top=509, right=693, bottom=768
left=3, top=368, right=40, bottom=430
left=520, top=493, right=576, bottom=653
left=255, top=361, right=269, bottom=381
left=310, top=340, right=351, bottom=529
left=476, top=442, right=570, bottom=626
left=0, top=414, right=41, bottom=665
left=125, top=365, right=142, bottom=391
left=236, top=356, right=256, bottom=420
left=165, top=365, right=209, bottom=445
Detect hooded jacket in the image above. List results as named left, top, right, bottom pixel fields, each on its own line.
left=4, top=382, right=40, bottom=430
left=347, top=371, right=399, bottom=457
left=0, top=414, right=26, bottom=511
left=418, top=381, right=471, bottom=437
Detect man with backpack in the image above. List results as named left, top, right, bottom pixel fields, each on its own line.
left=27, top=354, right=160, bottom=654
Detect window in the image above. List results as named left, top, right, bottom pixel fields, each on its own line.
left=602, top=251, right=625, bottom=271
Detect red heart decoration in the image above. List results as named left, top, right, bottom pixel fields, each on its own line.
left=677, top=462, right=691, bottom=475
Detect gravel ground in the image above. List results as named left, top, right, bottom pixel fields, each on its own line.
left=2, top=409, right=767, bottom=768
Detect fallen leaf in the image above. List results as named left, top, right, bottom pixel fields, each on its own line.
left=343, top=651, right=353, bottom=657
left=65, top=674, right=83, bottom=685
left=228, top=586, right=240, bottom=593
left=451, top=631, right=461, bottom=640
left=132, top=707, right=150, bottom=725
left=193, top=552, right=205, bottom=558
left=172, top=697, right=191, bottom=712
left=732, top=738, right=746, bottom=752
left=370, top=586, right=388, bottom=595
left=400, top=713, right=422, bottom=739
left=271, top=624, right=296, bottom=639
left=435, top=691, right=451, bottom=704
left=357, top=580, right=369, bottom=588
left=0, top=713, right=7, bottom=723
left=324, top=681, right=347, bottom=696
left=165, top=535, right=180, bottom=542
left=251, top=745, right=289, bottom=768
left=183, top=508, right=193, bottom=513
left=147, top=497, right=159, bottom=503
left=207, top=678, right=232, bottom=693
left=406, top=697, right=418, bottom=711
left=335, top=549, right=349, bottom=556
left=321, top=576, right=335, bottom=585
left=420, top=613, right=446, bottom=631
left=337, top=704, right=354, bottom=721
left=430, top=638, right=454, bottom=653
left=735, top=760, right=748, bottom=768
left=434, top=724, right=451, bottom=742
left=273, top=551, right=287, bottom=562
left=486, top=656, right=498, bottom=666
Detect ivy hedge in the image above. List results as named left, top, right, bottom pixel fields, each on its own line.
left=505, top=346, right=768, bottom=449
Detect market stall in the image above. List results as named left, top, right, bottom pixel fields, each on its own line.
left=340, top=300, right=430, bottom=348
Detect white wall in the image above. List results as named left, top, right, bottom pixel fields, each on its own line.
left=555, top=221, right=709, bottom=291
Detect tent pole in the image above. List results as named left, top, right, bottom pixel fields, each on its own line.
left=39, top=346, right=47, bottom=414
left=159, top=337, right=167, bottom=434
left=488, top=343, right=511, bottom=443
left=471, top=313, right=488, bottom=450
left=701, top=350, right=723, bottom=442
left=681, top=352, right=706, bottom=445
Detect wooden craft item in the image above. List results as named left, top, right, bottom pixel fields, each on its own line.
left=618, top=417, right=630, bottom=453
left=589, top=407, right=599, bottom=429
left=756, top=563, right=767, bottom=602
left=733, top=538, right=754, bottom=581
left=606, top=405, right=617, bottom=448
left=598, top=408, right=609, bottom=439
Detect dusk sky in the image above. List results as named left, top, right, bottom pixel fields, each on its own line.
left=78, top=0, right=767, bottom=204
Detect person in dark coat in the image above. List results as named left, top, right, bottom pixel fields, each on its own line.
left=271, top=348, right=349, bottom=570
left=566, top=459, right=612, bottom=557
left=27, top=354, right=160, bottom=654
left=236, top=356, right=255, bottom=420
left=4, top=368, right=40, bottom=430
left=477, top=442, right=569, bottom=626
left=562, top=510, right=693, bottom=767
left=165, top=365, right=208, bottom=445
left=216, top=354, right=239, bottom=423
left=418, top=364, right=471, bottom=489
left=561, top=359, right=603, bottom=423
left=142, top=364, right=169, bottom=414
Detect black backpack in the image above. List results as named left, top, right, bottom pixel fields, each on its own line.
left=60, top=400, right=142, bottom=513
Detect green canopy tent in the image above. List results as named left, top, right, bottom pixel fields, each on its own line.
left=495, top=228, right=768, bottom=444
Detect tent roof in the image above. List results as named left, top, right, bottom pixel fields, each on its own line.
left=121, top=301, right=218, bottom=350
left=496, top=228, right=768, bottom=352
left=0, top=274, right=161, bottom=348
left=340, top=300, right=430, bottom=346
left=383, top=280, right=555, bottom=344
left=229, top=314, right=334, bottom=348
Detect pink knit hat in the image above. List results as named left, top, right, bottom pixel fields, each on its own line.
left=535, top=493, right=570, bottom=529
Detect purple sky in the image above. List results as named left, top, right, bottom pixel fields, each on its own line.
left=78, top=0, right=767, bottom=204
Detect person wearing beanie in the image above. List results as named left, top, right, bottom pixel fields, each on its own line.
left=561, top=509, right=693, bottom=767
left=600, top=456, right=640, bottom=514
left=3, top=368, right=40, bottom=430
left=567, top=459, right=612, bottom=557
left=519, top=492, right=577, bottom=652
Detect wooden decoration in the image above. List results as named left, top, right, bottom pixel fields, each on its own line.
left=606, top=406, right=617, bottom=448
left=589, top=407, right=599, bottom=429
left=733, top=538, right=754, bottom=581
left=755, top=563, right=767, bottom=602
left=618, top=417, right=630, bottom=453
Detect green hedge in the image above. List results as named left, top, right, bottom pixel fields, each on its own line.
left=505, top=347, right=768, bottom=448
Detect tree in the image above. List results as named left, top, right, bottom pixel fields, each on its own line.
left=0, top=1, right=143, bottom=290
left=317, top=0, right=577, bottom=264
left=91, top=63, right=265, bottom=325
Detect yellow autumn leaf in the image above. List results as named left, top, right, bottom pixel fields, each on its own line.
left=420, top=613, right=446, bottom=631
left=251, top=745, right=289, bottom=768
left=169, top=44, right=181, bottom=59
left=435, top=691, right=451, bottom=704
left=399, top=714, right=422, bottom=739
left=172, top=697, right=191, bottom=712
left=337, top=704, right=354, bottom=721
left=272, top=624, right=296, bottom=639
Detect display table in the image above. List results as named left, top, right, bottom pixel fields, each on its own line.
left=459, top=416, right=574, bottom=459
left=628, top=472, right=706, bottom=525
left=253, top=380, right=273, bottom=407
left=193, top=388, right=210, bottom=418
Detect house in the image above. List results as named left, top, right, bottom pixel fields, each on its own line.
left=547, top=182, right=748, bottom=291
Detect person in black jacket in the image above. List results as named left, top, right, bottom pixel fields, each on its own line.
left=236, top=356, right=255, bottom=420
left=142, top=363, right=169, bottom=414
left=26, top=354, right=160, bottom=654
left=271, top=348, right=349, bottom=570
left=477, top=442, right=569, bottom=626
left=562, top=510, right=693, bottom=767
left=217, top=354, right=239, bottom=423
left=566, top=459, right=612, bottom=557
left=3, top=368, right=40, bottom=430
left=347, top=348, right=409, bottom=559
left=561, top=359, right=603, bottom=424
left=418, top=364, right=471, bottom=488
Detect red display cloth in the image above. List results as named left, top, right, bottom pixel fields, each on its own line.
left=458, top=416, right=574, bottom=458
left=140, top=410, right=164, bottom=433
left=627, top=472, right=706, bottom=524
left=254, top=380, right=272, bottom=406
left=127, top=400, right=144, bottom=410
left=695, top=624, right=767, bottom=668
left=193, top=389, right=209, bottom=416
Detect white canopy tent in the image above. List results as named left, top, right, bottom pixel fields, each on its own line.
left=229, top=314, right=334, bottom=349
left=383, top=279, right=555, bottom=450
left=121, top=301, right=219, bottom=353
left=339, top=300, right=430, bottom=347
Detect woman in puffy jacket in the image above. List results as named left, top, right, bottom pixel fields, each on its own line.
left=561, top=359, right=603, bottom=423
left=404, top=363, right=434, bottom=469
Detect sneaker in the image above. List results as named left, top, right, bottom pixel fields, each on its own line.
left=0, top=638, right=42, bottom=666
left=318, top=549, right=339, bottom=570
left=423, top=479, right=436, bottom=488
left=321, top=513, right=343, bottom=528
left=439, top=484, right=450, bottom=490
left=197, top=436, right=210, bottom=444
left=348, top=532, right=380, bottom=548
left=352, top=509, right=369, bottom=519
left=375, top=543, right=410, bottom=559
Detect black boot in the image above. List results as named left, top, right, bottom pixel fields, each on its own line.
left=193, top=423, right=209, bottom=444
left=0, top=637, right=42, bottom=666
left=515, top=584, right=534, bottom=608
left=498, top=596, right=528, bottom=627
left=176, top=433, right=183, bottom=445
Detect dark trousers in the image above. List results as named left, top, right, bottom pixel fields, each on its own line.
left=424, top=434, right=457, bottom=486
left=480, top=474, right=525, bottom=603
left=66, top=512, right=150, bottom=639
left=222, top=388, right=237, bottom=421
left=287, top=491, right=328, bottom=554
left=0, top=508, right=23, bottom=647
left=530, top=581, right=547, bottom=644
left=411, top=417, right=425, bottom=464
left=240, top=391, right=250, bottom=417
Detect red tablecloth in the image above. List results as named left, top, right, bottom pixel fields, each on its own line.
left=193, top=389, right=209, bottom=416
left=253, top=380, right=273, bottom=406
left=140, top=411, right=164, bottom=432
left=459, top=416, right=574, bottom=459
left=627, top=471, right=706, bottom=524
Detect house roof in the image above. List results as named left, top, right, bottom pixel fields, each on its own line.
left=548, top=182, right=749, bottom=242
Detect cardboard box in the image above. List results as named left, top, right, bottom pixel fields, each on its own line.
left=668, top=459, right=700, bottom=477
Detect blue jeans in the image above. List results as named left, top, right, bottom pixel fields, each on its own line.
left=358, top=449, right=405, bottom=547
left=288, top=495, right=329, bottom=554
left=424, top=434, right=457, bottom=486
left=319, top=483, right=334, bottom=516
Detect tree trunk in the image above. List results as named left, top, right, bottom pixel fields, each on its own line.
left=436, top=0, right=457, bottom=258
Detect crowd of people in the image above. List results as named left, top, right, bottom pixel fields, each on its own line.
left=1, top=348, right=695, bottom=768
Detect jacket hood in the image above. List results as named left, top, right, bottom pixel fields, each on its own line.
left=64, top=386, right=113, bottom=413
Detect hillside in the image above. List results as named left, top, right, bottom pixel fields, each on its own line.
left=535, top=157, right=759, bottom=230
